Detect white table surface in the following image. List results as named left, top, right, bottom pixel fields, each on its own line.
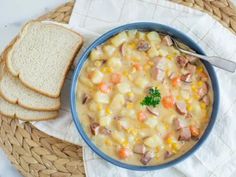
left=0, top=0, right=236, bottom=177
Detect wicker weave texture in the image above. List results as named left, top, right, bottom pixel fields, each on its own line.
left=0, top=1, right=235, bottom=177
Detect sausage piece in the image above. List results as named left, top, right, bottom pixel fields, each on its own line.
left=146, top=107, right=159, bottom=117
left=173, top=118, right=187, bottom=130
left=179, top=127, right=191, bottom=141
left=140, top=151, right=155, bottom=165
left=164, top=151, right=173, bottom=159
left=201, top=95, right=210, bottom=105
left=180, top=73, right=192, bottom=83
left=82, top=93, right=91, bottom=104
left=186, top=55, right=198, bottom=63
left=152, top=67, right=165, bottom=82
left=137, top=40, right=151, bottom=51
left=163, top=35, right=173, bottom=46
left=175, top=101, right=187, bottom=115
left=90, top=122, right=100, bottom=135
left=99, top=126, right=112, bottom=135
left=186, top=63, right=196, bottom=74
left=176, top=56, right=188, bottom=68
left=133, top=144, right=146, bottom=154
left=198, top=82, right=208, bottom=98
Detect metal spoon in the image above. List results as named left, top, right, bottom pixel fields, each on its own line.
left=171, top=38, right=236, bottom=73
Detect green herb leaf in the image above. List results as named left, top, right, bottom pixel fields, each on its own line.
left=141, top=87, right=161, bottom=107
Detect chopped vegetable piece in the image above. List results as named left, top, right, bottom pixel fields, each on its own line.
left=171, top=77, right=181, bottom=87
left=90, top=122, right=100, bottom=135
left=97, top=82, right=111, bottom=93
left=162, top=95, right=175, bottom=109
left=137, top=40, right=151, bottom=51
left=140, top=151, right=155, bottom=165
left=189, top=125, right=200, bottom=137
left=141, top=87, right=161, bottom=107
left=110, top=73, right=122, bottom=84
left=133, top=63, right=143, bottom=71
left=118, top=148, right=132, bottom=159
left=137, top=111, right=147, bottom=121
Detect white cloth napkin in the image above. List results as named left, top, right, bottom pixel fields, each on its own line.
left=33, top=0, right=236, bottom=177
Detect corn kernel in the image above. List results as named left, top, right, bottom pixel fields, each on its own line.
left=147, top=61, right=154, bottom=66
left=163, top=122, right=169, bottom=130
left=126, top=102, right=134, bottom=109
left=127, top=92, right=134, bottom=98
left=166, top=137, right=173, bottom=144
left=197, top=81, right=203, bottom=87
left=155, top=147, right=160, bottom=153
left=172, top=143, right=180, bottom=152
left=200, top=102, right=206, bottom=110
left=107, top=67, right=113, bottom=73
left=167, top=55, right=173, bottom=60
left=129, top=42, right=136, bottom=49
left=123, top=71, right=128, bottom=76
left=105, top=139, right=113, bottom=146
left=106, top=107, right=112, bottom=115
left=94, top=61, right=102, bottom=67
left=193, top=94, right=200, bottom=100
left=135, top=138, right=142, bottom=144
left=122, top=141, right=129, bottom=148
left=197, top=67, right=203, bottom=73
left=187, top=104, right=192, bottom=111
left=144, top=64, right=151, bottom=71
left=101, top=67, right=113, bottom=73
left=127, top=128, right=137, bottom=136
left=176, top=95, right=181, bottom=100
left=97, top=104, right=102, bottom=111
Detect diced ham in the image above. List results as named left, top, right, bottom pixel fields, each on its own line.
left=99, top=126, right=112, bottom=135
left=185, top=113, right=192, bottom=119
left=186, top=63, right=196, bottom=74
left=146, top=107, right=159, bottom=117
left=180, top=73, right=192, bottom=83
left=173, top=118, right=187, bottom=130
left=179, top=127, right=191, bottom=141
left=137, top=40, right=151, bottom=51
left=201, top=95, right=210, bottom=105
left=198, top=82, right=209, bottom=98
left=175, top=101, right=187, bottom=115
left=133, top=144, right=146, bottom=154
left=140, top=151, right=155, bottom=165
left=120, top=43, right=126, bottom=56
left=152, top=67, right=165, bottom=82
left=163, top=35, right=173, bottom=46
left=169, top=72, right=177, bottom=80
left=176, top=56, right=188, bottom=68
left=164, top=151, right=173, bottom=159
left=90, top=122, right=100, bottom=135
left=82, top=93, right=91, bottom=104
left=186, top=55, right=198, bottom=63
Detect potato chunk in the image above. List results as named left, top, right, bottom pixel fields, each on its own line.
left=90, top=48, right=103, bottom=61
left=112, top=131, right=125, bottom=144
left=144, top=135, right=163, bottom=148
left=103, top=45, right=116, bottom=56
left=94, top=91, right=110, bottom=104
left=117, top=82, right=131, bottom=93
left=107, top=57, right=122, bottom=68
left=134, top=77, right=148, bottom=89
left=99, top=115, right=112, bottom=126
left=90, top=70, right=103, bottom=84
left=110, top=94, right=125, bottom=111
left=147, top=31, right=161, bottom=43
left=111, top=32, right=128, bottom=47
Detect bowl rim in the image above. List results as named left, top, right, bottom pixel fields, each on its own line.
left=70, top=22, right=219, bottom=171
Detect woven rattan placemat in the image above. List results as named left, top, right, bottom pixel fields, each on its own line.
left=0, top=1, right=235, bottom=177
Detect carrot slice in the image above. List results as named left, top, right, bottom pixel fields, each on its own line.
left=137, top=111, right=147, bottom=121
left=118, top=148, right=131, bottom=159
left=111, top=73, right=122, bottom=84
left=190, top=125, right=200, bottom=137
left=97, top=82, right=111, bottom=93
left=133, top=63, right=143, bottom=71
left=171, top=77, right=181, bottom=87
left=162, top=95, right=175, bottom=109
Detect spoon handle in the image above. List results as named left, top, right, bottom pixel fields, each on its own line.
left=179, top=49, right=236, bottom=73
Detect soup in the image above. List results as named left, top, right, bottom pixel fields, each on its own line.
left=76, top=30, right=213, bottom=165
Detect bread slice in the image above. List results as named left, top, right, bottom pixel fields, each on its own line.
left=0, top=96, right=58, bottom=121
left=6, top=21, right=83, bottom=98
left=0, top=71, right=61, bottom=111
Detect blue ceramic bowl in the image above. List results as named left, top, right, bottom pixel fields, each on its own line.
left=70, top=22, right=219, bottom=171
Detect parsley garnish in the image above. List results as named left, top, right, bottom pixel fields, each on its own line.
left=141, top=87, right=161, bottom=107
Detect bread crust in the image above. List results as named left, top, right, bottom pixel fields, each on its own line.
left=6, top=20, right=83, bottom=98
left=0, top=45, right=61, bottom=111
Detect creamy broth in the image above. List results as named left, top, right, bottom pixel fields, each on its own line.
left=76, top=30, right=213, bottom=165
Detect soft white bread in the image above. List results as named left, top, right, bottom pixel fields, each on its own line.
left=0, top=96, right=58, bottom=121
left=0, top=71, right=60, bottom=111
left=6, top=21, right=83, bottom=98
